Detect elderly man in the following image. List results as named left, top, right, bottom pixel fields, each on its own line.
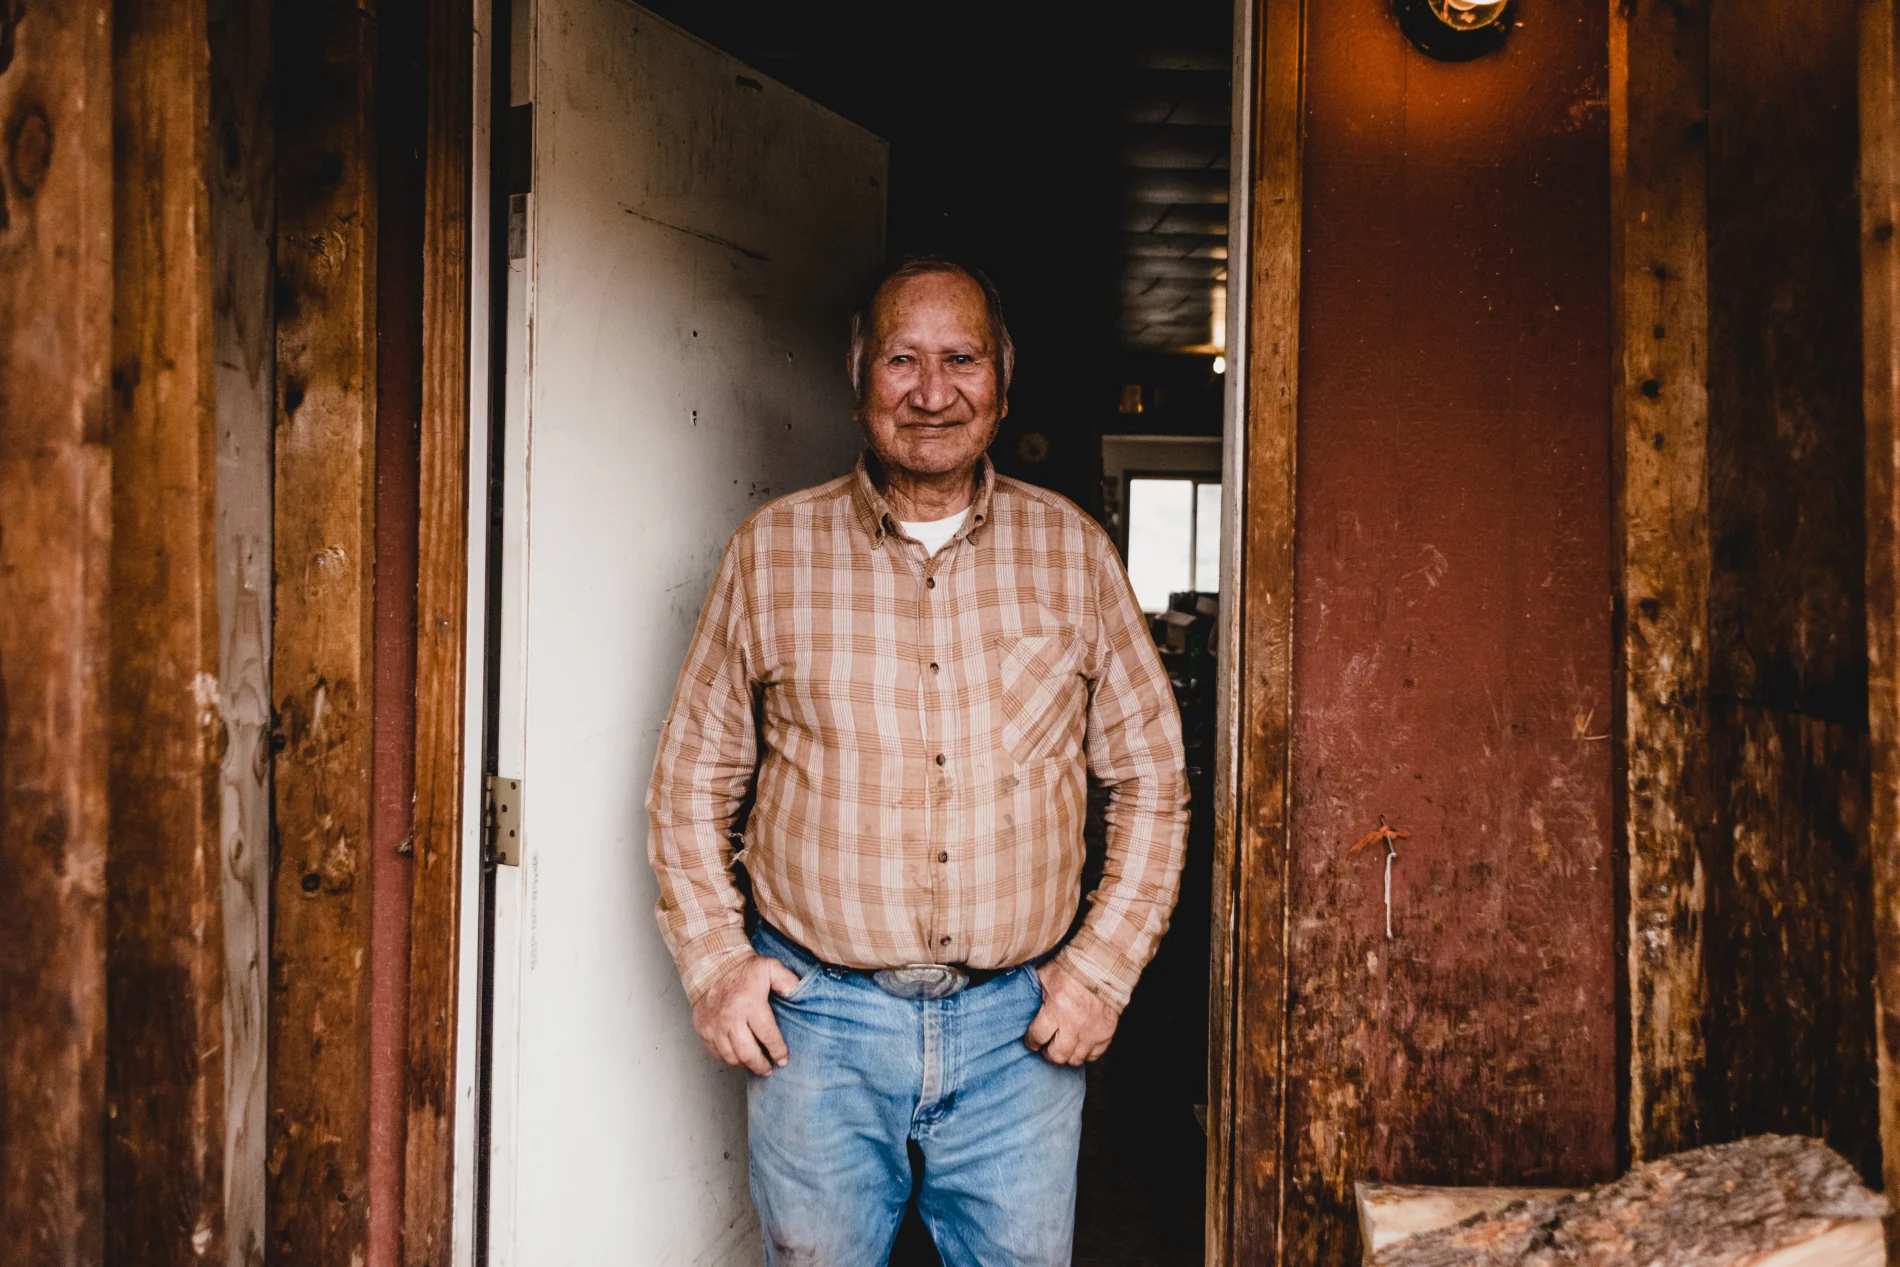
left=647, top=254, right=1189, bottom=1266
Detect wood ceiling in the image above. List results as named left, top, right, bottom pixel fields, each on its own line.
left=1115, top=46, right=1231, bottom=352
left=635, top=3, right=1233, bottom=355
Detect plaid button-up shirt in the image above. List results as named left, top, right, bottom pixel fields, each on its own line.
left=646, top=455, right=1189, bottom=1010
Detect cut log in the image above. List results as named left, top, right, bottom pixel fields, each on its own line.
left=1369, top=1136, right=1888, bottom=1267
left=1357, top=1185, right=1582, bottom=1256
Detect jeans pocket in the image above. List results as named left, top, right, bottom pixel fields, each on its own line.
left=777, top=962, right=825, bottom=1003
left=751, top=928, right=826, bottom=1003
left=1023, top=961, right=1046, bottom=1001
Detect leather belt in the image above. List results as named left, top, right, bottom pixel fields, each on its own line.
left=870, top=962, right=1009, bottom=1000
left=763, top=925, right=1013, bottom=1000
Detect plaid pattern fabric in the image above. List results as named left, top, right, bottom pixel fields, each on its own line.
left=646, top=455, right=1189, bottom=1010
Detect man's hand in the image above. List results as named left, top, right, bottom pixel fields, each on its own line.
left=693, top=953, right=803, bottom=1075
left=1024, top=958, right=1119, bottom=1066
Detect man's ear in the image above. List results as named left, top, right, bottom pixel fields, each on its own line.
left=999, top=395, right=1010, bottom=421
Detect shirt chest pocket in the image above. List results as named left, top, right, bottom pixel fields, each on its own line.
left=991, top=632, right=1085, bottom=766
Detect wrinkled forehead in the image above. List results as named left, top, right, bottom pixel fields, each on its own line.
left=870, top=269, right=994, bottom=350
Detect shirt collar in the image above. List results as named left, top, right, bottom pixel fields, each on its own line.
left=850, top=452, right=995, bottom=551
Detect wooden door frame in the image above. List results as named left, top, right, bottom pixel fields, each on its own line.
left=1208, top=0, right=1301, bottom=1260
left=394, top=0, right=1900, bottom=1246
left=404, top=0, right=482, bottom=1263
left=410, top=1, right=1288, bottom=1263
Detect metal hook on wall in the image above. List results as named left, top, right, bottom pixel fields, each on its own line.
left=1351, top=814, right=1411, bottom=941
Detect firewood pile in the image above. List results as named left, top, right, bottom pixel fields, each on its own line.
left=1371, top=1136, right=1889, bottom=1266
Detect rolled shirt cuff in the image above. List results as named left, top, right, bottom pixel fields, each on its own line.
left=1053, top=930, right=1140, bottom=1014
left=675, top=924, right=757, bottom=1008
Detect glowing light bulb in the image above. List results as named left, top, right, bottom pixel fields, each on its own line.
left=1399, top=0, right=1514, bottom=56
left=1431, top=0, right=1508, bottom=31
left=1212, top=355, right=1227, bottom=375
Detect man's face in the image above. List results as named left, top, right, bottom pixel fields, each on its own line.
left=855, top=269, right=1008, bottom=481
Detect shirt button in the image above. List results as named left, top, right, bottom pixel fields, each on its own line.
left=925, top=577, right=936, bottom=589
left=929, top=662, right=940, bottom=673
left=938, top=851, right=949, bottom=863
left=935, top=753, right=946, bottom=766
left=940, top=936, right=952, bottom=947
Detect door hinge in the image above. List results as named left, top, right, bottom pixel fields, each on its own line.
left=507, top=102, right=533, bottom=260
left=485, top=774, right=523, bottom=867
left=508, top=194, right=529, bottom=260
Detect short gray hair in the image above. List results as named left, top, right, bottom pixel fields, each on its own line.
left=846, top=254, right=1015, bottom=400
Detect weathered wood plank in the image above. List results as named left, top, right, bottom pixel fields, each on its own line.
left=402, top=0, right=473, bottom=1261
left=207, top=0, right=274, bottom=1260
left=1860, top=0, right=1900, bottom=1238
left=1610, top=0, right=1713, bottom=1164
left=0, top=0, right=114, bottom=1261
left=367, top=0, right=426, bottom=1259
left=1225, top=0, right=1302, bottom=1259
left=268, top=0, right=377, bottom=1260
left=106, top=0, right=226, bottom=1260
left=1205, top=1, right=1254, bottom=1260
left=1703, top=708, right=1876, bottom=1173
left=1703, top=0, right=1877, bottom=1188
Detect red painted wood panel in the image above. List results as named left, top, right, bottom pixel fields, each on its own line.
left=368, top=0, right=428, bottom=1259
left=1283, top=0, right=1618, bottom=1258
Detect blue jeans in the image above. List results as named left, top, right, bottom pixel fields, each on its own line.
left=747, top=923, right=1086, bottom=1267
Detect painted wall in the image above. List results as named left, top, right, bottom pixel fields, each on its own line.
left=1285, top=0, right=1617, bottom=1258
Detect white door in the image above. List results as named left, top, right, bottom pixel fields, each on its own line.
left=486, top=4, right=887, bottom=1261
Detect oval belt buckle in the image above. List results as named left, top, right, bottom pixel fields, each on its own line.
left=872, top=964, right=969, bottom=1000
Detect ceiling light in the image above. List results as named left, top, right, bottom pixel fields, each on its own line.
left=1212, top=355, right=1227, bottom=376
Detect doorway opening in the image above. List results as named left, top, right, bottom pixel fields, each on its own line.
left=630, top=6, right=1235, bottom=1263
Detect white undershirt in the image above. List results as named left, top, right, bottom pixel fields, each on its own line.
left=899, top=508, right=970, bottom=557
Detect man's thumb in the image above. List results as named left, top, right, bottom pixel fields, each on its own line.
left=766, top=960, right=804, bottom=996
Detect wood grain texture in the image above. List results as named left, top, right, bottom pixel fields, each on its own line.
left=0, top=0, right=114, bottom=1263
left=1205, top=1, right=1256, bottom=1260
left=1223, top=0, right=1303, bottom=1260
left=1283, top=0, right=1618, bottom=1262
left=268, top=0, right=377, bottom=1260
left=107, top=0, right=226, bottom=1259
left=368, top=0, right=425, bottom=1258
left=1371, top=1136, right=1887, bottom=1267
left=207, top=0, right=274, bottom=1259
left=402, top=0, right=473, bottom=1261
left=1611, top=0, right=1713, bottom=1164
left=1862, top=0, right=1900, bottom=1240
left=1355, top=1184, right=1581, bottom=1256
left=1703, top=0, right=1878, bottom=1189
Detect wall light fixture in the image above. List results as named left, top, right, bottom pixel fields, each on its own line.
left=1397, top=0, right=1514, bottom=61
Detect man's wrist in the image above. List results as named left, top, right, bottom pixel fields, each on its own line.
left=1051, top=943, right=1131, bottom=1015
left=678, top=927, right=756, bottom=1008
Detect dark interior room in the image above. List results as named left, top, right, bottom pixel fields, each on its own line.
left=635, top=5, right=1234, bottom=1262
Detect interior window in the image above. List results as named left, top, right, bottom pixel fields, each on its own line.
left=1127, top=476, right=1221, bottom=612
left=1194, top=481, right=1223, bottom=593
left=1127, top=478, right=1193, bottom=612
